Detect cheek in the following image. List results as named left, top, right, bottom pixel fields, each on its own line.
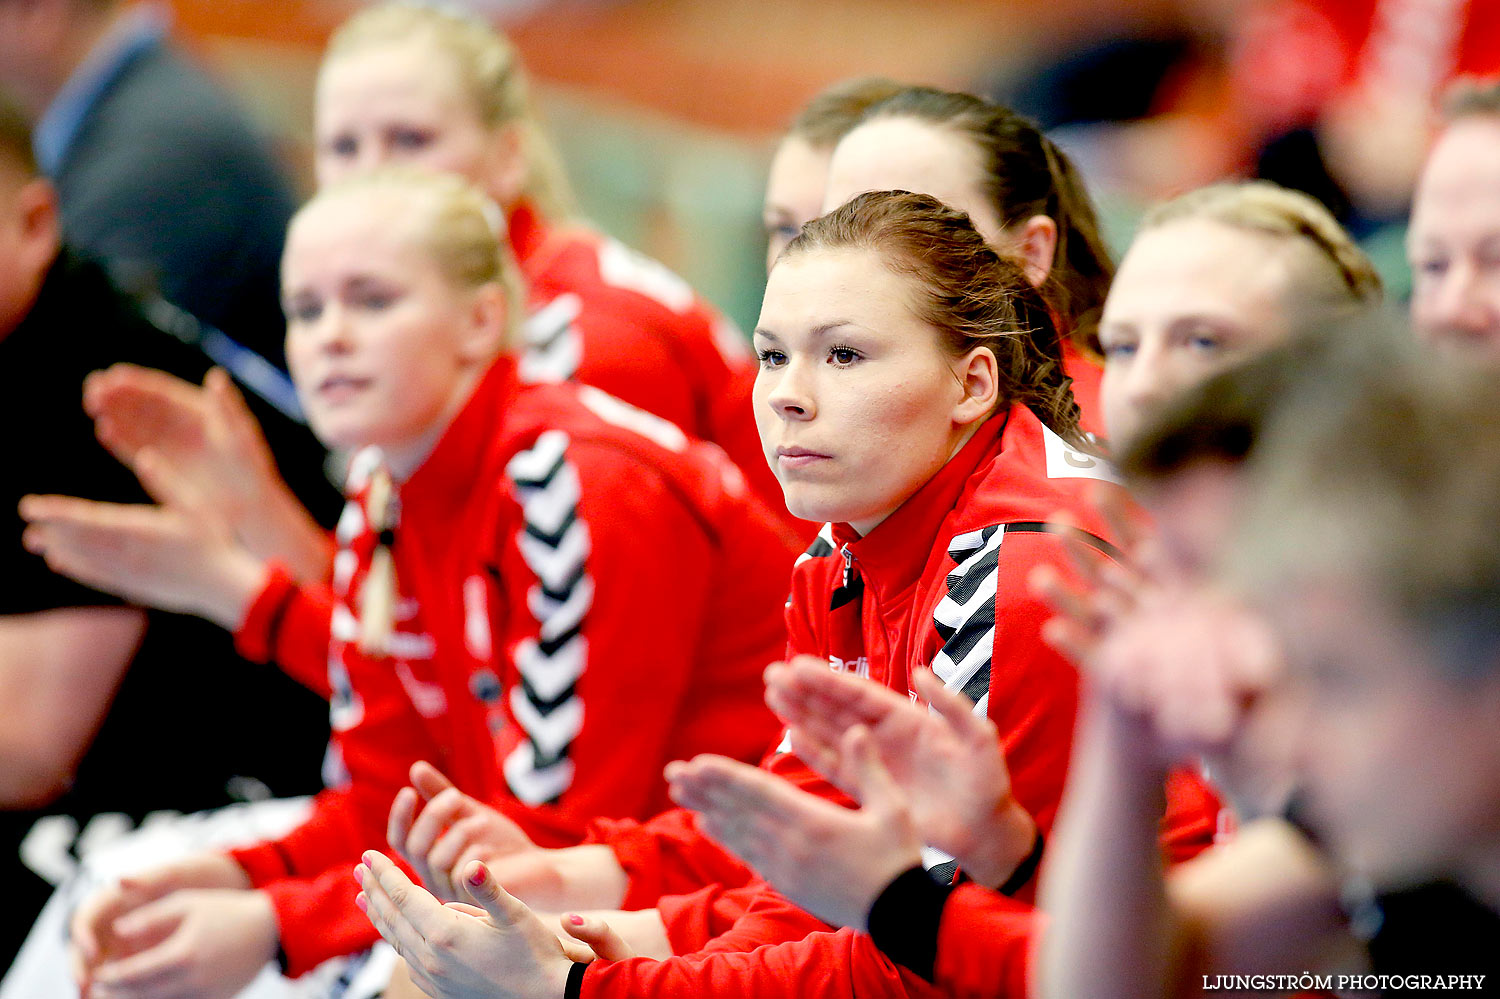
left=847, top=376, right=954, bottom=477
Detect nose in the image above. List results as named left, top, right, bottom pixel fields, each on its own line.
left=307, top=303, right=355, bottom=356
left=762, top=357, right=816, bottom=422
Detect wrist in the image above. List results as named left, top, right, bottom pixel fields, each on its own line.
left=962, top=796, right=1038, bottom=890
left=198, top=548, right=271, bottom=631
left=249, top=889, right=281, bottom=964
left=240, top=486, right=332, bottom=582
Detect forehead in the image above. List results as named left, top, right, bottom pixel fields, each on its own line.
left=1105, top=218, right=1296, bottom=324
left=1410, top=119, right=1500, bottom=244
left=825, top=117, right=983, bottom=209
left=284, top=190, right=429, bottom=275
left=766, top=137, right=832, bottom=208
left=317, top=37, right=470, bottom=121
left=759, top=246, right=918, bottom=325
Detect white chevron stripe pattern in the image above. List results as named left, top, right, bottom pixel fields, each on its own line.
left=504, top=745, right=577, bottom=806
left=503, top=432, right=593, bottom=803
left=519, top=294, right=584, bottom=384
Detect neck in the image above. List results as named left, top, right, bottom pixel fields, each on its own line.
left=380, top=366, right=485, bottom=482
left=846, top=417, right=988, bottom=537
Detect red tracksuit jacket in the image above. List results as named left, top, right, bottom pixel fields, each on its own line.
left=227, top=357, right=797, bottom=974
left=508, top=202, right=792, bottom=535
left=571, top=405, right=1222, bottom=999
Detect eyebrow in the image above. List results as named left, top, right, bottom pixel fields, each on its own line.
left=751, top=320, right=854, bottom=343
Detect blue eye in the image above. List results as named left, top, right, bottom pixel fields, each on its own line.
left=327, top=135, right=358, bottom=159
left=756, top=348, right=786, bottom=368
left=1189, top=334, right=1222, bottom=354
left=1101, top=341, right=1136, bottom=360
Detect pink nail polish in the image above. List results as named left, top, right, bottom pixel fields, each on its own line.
left=355, top=893, right=368, bottom=913
left=568, top=914, right=584, bottom=926
left=468, top=866, right=486, bottom=887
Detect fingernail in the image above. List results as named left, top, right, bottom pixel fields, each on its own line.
left=468, top=866, right=486, bottom=887
left=567, top=913, right=584, bottom=926
left=355, top=893, right=368, bottom=913
left=353, top=865, right=365, bottom=884
left=362, top=851, right=376, bottom=865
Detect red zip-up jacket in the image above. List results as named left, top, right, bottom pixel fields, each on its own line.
left=508, top=202, right=797, bottom=537
left=227, top=357, right=797, bottom=975
left=570, top=405, right=1221, bottom=999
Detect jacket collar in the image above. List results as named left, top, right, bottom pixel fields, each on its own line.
left=400, top=355, right=521, bottom=521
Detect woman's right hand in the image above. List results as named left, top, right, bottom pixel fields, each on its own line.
left=19, top=493, right=269, bottom=629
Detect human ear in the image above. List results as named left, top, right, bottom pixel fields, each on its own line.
left=1013, top=215, right=1058, bottom=287
left=950, top=346, right=999, bottom=427
left=16, top=177, right=60, bottom=267
left=479, top=122, right=527, bottom=209
left=458, top=282, right=509, bottom=365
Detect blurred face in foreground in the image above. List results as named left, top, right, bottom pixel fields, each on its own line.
left=1408, top=117, right=1500, bottom=358
left=1100, top=219, right=1297, bottom=445
left=1266, top=575, right=1500, bottom=893
left=752, top=245, right=994, bottom=534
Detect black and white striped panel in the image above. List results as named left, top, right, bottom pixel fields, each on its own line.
left=931, top=525, right=1005, bottom=713
left=504, top=430, right=592, bottom=805
left=518, top=293, right=584, bottom=385
left=921, top=525, right=1010, bottom=883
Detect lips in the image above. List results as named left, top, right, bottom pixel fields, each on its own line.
left=316, top=373, right=373, bottom=403
left=775, top=445, right=832, bottom=470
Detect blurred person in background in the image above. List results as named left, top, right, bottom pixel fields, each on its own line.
left=762, top=76, right=905, bottom=270
left=0, top=92, right=328, bottom=975
left=1407, top=77, right=1500, bottom=357
left=313, top=2, right=786, bottom=530
left=81, top=0, right=802, bottom=587
left=997, top=0, right=1499, bottom=259
left=1099, top=180, right=1382, bottom=443
left=0, top=0, right=299, bottom=379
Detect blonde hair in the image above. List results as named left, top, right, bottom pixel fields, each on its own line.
left=297, top=168, right=525, bottom=351
left=324, top=2, right=576, bottom=220
left=1142, top=181, right=1383, bottom=314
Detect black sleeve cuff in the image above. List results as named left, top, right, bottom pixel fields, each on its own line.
left=564, top=961, right=588, bottom=999
left=866, top=864, right=955, bottom=982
